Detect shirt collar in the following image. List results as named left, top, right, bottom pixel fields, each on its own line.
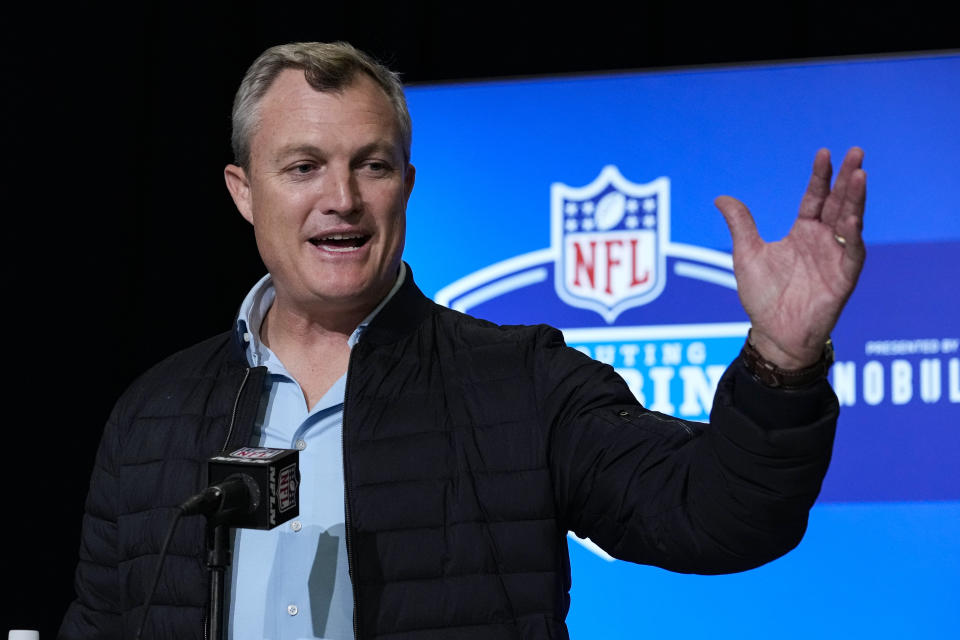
left=235, top=263, right=407, bottom=366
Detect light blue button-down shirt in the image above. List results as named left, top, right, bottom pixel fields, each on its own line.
left=227, top=265, right=406, bottom=640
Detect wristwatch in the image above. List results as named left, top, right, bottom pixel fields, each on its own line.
left=741, top=330, right=835, bottom=389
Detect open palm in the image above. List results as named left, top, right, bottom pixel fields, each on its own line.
left=715, top=148, right=867, bottom=369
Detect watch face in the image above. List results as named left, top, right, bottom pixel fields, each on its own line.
left=742, top=335, right=833, bottom=389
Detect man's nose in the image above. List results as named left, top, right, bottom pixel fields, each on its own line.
left=323, top=166, right=359, bottom=215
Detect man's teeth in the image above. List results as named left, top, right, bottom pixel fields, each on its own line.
left=311, top=234, right=368, bottom=251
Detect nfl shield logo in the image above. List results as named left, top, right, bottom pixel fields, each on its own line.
left=278, top=463, right=298, bottom=513
left=552, top=165, right=670, bottom=323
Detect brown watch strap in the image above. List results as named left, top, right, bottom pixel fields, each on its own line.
left=740, top=330, right=835, bottom=389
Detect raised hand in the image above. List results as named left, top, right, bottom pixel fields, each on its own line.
left=714, top=148, right=867, bottom=369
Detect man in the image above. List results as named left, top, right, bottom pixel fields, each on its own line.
left=60, top=42, right=866, bottom=639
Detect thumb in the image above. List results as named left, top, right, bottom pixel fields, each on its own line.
left=714, top=195, right=762, bottom=255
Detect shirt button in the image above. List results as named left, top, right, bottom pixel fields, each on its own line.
left=287, top=604, right=299, bottom=616
left=290, top=520, right=302, bottom=532
left=295, top=439, right=307, bottom=451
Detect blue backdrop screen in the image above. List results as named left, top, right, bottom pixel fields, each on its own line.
left=402, top=52, right=959, bottom=638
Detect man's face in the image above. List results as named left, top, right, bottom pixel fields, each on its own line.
left=225, top=69, right=415, bottom=318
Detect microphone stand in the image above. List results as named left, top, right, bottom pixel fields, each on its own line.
left=190, top=451, right=300, bottom=639
left=205, top=521, right=231, bottom=640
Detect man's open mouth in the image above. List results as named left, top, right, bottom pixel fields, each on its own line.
left=309, top=233, right=370, bottom=251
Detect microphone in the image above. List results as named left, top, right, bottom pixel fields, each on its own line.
left=180, top=447, right=300, bottom=529
left=137, top=448, right=301, bottom=640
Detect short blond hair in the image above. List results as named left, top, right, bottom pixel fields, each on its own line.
left=231, top=41, right=412, bottom=169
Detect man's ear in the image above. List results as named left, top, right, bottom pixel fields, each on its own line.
left=224, top=164, right=254, bottom=224
left=404, top=163, right=416, bottom=204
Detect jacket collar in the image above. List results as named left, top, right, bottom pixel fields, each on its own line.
left=361, top=262, right=436, bottom=346
left=230, top=262, right=435, bottom=357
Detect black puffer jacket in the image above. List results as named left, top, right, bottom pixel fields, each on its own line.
left=60, top=269, right=838, bottom=639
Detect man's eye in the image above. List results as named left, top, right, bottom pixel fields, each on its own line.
left=293, top=163, right=314, bottom=174
left=363, top=161, right=392, bottom=175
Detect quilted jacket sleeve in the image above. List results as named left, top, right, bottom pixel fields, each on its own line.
left=58, top=406, right=124, bottom=639
left=540, top=326, right=837, bottom=574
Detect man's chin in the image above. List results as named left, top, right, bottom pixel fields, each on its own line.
left=301, top=275, right=393, bottom=311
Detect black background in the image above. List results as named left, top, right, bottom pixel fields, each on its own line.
left=3, top=1, right=955, bottom=635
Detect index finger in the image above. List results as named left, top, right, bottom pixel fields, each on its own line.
left=821, top=147, right=864, bottom=226
left=797, top=148, right=833, bottom=220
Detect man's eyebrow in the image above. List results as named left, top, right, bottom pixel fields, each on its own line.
left=273, top=144, right=324, bottom=162
left=272, top=141, right=402, bottom=163
left=353, top=140, right=403, bottom=159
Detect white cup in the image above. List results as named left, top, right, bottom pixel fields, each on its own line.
left=8, top=631, right=39, bottom=640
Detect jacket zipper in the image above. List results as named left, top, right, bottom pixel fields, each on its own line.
left=622, top=407, right=695, bottom=437
left=221, top=366, right=252, bottom=452
left=343, top=347, right=360, bottom=639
